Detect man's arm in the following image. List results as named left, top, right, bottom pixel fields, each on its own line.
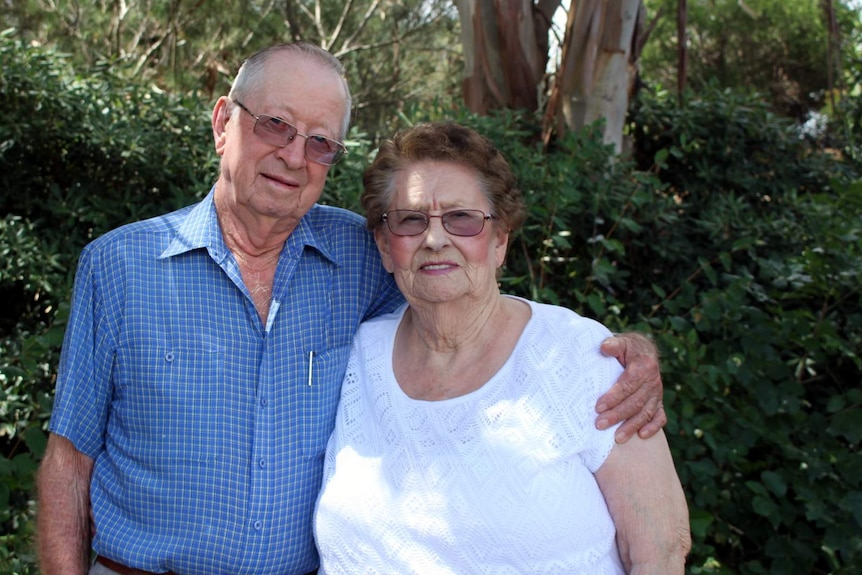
left=597, top=333, right=667, bottom=443
left=595, top=431, right=691, bottom=574
left=37, top=433, right=94, bottom=575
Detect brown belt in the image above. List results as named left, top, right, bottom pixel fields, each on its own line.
left=96, top=556, right=174, bottom=575
left=96, top=555, right=318, bottom=575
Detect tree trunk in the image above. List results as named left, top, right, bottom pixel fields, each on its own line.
left=457, top=0, right=643, bottom=154
left=456, top=0, right=554, bottom=114
left=544, top=0, right=644, bottom=153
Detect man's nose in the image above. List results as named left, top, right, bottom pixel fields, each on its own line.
left=275, top=135, right=308, bottom=167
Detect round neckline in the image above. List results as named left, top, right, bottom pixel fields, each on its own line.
left=384, top=295, right=534, bottom=405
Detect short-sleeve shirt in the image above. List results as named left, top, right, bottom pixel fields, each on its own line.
left=315, top=298, right=625, bottom=574
left=49, top=189, right=403, bottom=575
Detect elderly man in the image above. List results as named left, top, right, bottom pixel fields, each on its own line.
left=37, top=43, right=666, bottom=575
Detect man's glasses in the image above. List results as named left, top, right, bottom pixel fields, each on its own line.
left=232, top=99, right=347, bottom=165
left=381, top=209, right=494, bottom=237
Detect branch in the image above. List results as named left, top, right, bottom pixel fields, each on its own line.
left=285, top=0, right=303, bottom=40
left=294, top=2, right=324, bottom=39
left=336, top=0, right=380, bottom=54
left=535, top=0, right=562, bottom=24
left=636, top=4, right=664, bottom=58
left=333, top=11, right=448, bottom=60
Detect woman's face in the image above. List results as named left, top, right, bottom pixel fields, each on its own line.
left=375, top=160, right=509, bottom=307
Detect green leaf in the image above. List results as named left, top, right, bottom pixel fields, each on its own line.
left=689, top=508, right=715, bottom=539
left=826, top=395, right=846, bottom=413
left=829, top=408, right=862, bottom=443
left=845, top=491, right=862, bottom=528
left=752, top=495, right=779, bottom=521
left=761, top=471, right=787, bottom=497
left=24, top=426, right=48, bottom=458
left=746, top=480, right=768, bottom=497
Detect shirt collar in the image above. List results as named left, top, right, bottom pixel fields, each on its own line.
left=159, top=188, right=336, bottom=265
left=286, top=205, right=336, bottom=264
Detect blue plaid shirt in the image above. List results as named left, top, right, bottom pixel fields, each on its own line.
left=49, top=190, right=403, bottom=574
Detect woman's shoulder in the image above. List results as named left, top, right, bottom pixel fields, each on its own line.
left=512, top=297, right=614, bottom=345
left=510, top=296, right=622, bottom=391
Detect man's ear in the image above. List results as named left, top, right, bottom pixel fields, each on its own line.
left=374, top=227, right=394, bottom=273
left=212, top=97, right=231, bottom=156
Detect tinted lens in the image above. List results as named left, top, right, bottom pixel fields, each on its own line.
left=387, top=210, right=429, bottom=235
left=306, top=135, right=344, bottom=165
left=255, top=115, right=297, bottom=144
left=385, top=210, right=489, bottom=236
left=442, top=210, right=487, bottom=236
left=254, top=115, right=345, bottom=165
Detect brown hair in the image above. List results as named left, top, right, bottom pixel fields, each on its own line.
left=361, top=122, right=527, bottom=234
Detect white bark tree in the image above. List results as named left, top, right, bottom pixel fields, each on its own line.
left=456, top=0, right=647, bottom=154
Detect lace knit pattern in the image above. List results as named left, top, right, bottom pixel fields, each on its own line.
left=314, top=297, right=626, bottom=574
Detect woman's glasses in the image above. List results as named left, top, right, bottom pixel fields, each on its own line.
left=381, top=209, right=494, bottom=237
left=232, top=99, right=347, bottom=165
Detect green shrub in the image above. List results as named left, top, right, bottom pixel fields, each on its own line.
left=627, top=89, right=861, bottom=573
left=1, top=34, right=860, bottom=575
left=0, top=33, right=218, bottom=573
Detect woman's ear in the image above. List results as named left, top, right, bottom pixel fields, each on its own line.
left=374, top=226, right=395, bottom=273
left=494, top=227, right=510, bottom=269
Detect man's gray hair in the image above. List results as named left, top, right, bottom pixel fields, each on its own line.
left=228, top=43, right=352, bottom=139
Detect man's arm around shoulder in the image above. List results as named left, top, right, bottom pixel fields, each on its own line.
left=598, top=333, right=667, bottom=443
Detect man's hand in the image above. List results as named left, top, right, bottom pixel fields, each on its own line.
left=597, top=333, right=666, bottom=443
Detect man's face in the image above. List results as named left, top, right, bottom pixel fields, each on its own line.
left=213, top=52, right=348, bottom=228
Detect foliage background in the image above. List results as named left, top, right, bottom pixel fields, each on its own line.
left=2, top=1, right=862, bottom=573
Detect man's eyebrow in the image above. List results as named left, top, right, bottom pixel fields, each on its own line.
left=268, top=105, right=341, bottom=139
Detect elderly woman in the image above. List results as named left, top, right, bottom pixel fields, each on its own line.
left=314, top=122, right=690, bottom=574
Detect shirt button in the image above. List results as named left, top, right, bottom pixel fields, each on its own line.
left=164, top=352, right=175, bottom=362
left=258, top=458, right=266, bottom=468
left=260, top=397, right=268, bottom=407
left=253, top=520, right=263, bottom=530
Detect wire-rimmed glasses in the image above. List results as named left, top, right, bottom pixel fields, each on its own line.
left=232, top=99, right=347, bottom=165
left=381, top=209, right=494, bottom=237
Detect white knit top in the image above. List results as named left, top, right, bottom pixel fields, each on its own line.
left=314, top=297, right=626, bottom=574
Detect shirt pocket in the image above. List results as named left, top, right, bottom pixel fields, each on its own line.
left=299, top=344, right=351, bottom=459
left=113, top=344, right=225, bottom=465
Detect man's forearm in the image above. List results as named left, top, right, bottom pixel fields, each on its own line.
left=37, top=434, right=94, bottom=575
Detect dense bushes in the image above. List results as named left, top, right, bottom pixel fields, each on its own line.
left=2, top=36, right=860, bottom=574
left=0, top=34, right=217, bottom=571
left=628, top=90, right=860, bottom=574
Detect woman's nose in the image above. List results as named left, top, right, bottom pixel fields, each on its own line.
left=422, top=217, right=450, bottom=249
